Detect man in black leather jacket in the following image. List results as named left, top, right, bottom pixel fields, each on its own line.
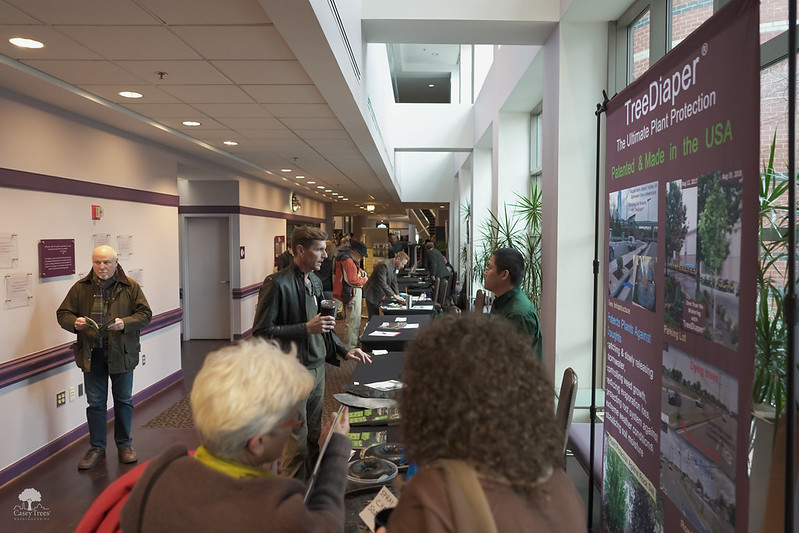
left=253, top=226, right=371, bottom=479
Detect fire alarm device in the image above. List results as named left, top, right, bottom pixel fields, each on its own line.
left=91, top=205, right=102, bottom=220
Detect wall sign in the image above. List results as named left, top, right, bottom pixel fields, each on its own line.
left=38, top=239, right=75, bottom=278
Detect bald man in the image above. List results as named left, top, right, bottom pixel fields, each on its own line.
left=57, top=245, right=152, bottom=470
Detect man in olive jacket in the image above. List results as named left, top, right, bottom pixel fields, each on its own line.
left=253, top=226, right=371, bottom=480
left=57, top=245, right=152, bottom=470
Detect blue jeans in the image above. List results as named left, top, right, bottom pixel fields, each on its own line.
left=84, top=349, right=134, bottom=450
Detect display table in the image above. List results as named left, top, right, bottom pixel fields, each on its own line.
left=360, top=314, right=432, bottom=352
left=381, top=303, right=435, bottom=316
left=352, top=351, right=405, bottom=384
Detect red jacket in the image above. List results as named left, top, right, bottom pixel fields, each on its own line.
left=333, top=249, right=367, bottom=304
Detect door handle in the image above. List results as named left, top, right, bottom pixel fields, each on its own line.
left=221, top=280, right=230, bottom=284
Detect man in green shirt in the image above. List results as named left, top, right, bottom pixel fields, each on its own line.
left=483, top=247, right=543, bottom=361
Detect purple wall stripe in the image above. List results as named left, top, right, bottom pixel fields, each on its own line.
left=0, top=369, right=183, bottom=487
left=0, top=308, right=183, bottom=390
left=178, top=204, right=324, bottom=223
left=0, top=167, right=179, bottom=207
left=232, top=282, right=262, bottom=299
left=234, top=328, right=253, bottom=341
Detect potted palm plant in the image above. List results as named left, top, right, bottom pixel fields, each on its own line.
left=473, top=183, right=543, bottom=310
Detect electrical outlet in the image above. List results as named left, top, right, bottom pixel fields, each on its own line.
left=78, top=384, right=84, bottom=397
left=69, top=386, right=76, bottom=402
left=141, top=353, right=146, bottom=365
left=56, top=391, right=66, bottom=407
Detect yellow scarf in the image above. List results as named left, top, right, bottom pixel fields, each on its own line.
left=194, top=445, right=275, bottom=479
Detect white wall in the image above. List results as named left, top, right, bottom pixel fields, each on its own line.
left=0, top=91, right=181, bottom=472
left=395, top=152, right=457, bottom=202
left=543, top=21, right=609, bottom=384
left=237, top=214, right=287, bottom=334
left=362, top=0, right=558, bottom=22
left=389, top=104, right=474, bottom=150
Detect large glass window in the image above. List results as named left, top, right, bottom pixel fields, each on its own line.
left=629, top=8, right=651, bottom=82
left=760, top=58, right=792, bottom=173
left=670, top=0, right=713, bottom=50
left=760, top=0, right=797, bottom=44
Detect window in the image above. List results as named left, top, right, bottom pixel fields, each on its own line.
left=530, top=111, right=542, bottom=177
left=760, top=0, right=796, bottom=44
left=670, top=0, right=713, bottom=50
left=629, top=7, right=651, bottom=83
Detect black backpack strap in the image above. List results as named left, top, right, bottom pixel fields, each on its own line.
left=137, top=450, right=187, bottom=533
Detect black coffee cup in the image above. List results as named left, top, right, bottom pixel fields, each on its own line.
left=320, top=299, right=337, bottom=317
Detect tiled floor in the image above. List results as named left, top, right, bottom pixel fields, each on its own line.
left=0, top=338, right=602, bottom=532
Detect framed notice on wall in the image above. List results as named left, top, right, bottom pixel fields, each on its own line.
left=0, top=233, right=18, bottom=268
left=38, top=239, right=75, bottom=278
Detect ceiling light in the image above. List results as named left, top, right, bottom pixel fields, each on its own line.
left=366, top=204, right=375, bottom=211
left=307, top=181, right=316, bottom=184
left=182, top=121, right=201, bottom=127
left=9, top=37, right=44, bottom=49
left=223, top=141, right=238, bottom=146
left=281, top=168, right=292, bottom=172
left=342, top=198, right=349, bottom=201
left=316, top=185, right=325, bottom=189
left=324, top=189, right=332, bottom=193
left=295, top=175, right=305, bottom=179
left=440, top=205, right=445, bottom=208
left=428, top=84, right=435, bottom=88
left=118, top=91, right=142, bottom=99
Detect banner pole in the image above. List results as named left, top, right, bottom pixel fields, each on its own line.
left=786, top=0, right=796, bottom=530
left=589, top=90, right=610, bottom=533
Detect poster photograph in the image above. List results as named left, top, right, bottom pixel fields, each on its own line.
left=602, top=0, right=758, bottom=531
left=664, top=173, right=743, bottom=350
left=608, top=181, right=659, bottom=310
left=660, top=344, right=738, bottom=532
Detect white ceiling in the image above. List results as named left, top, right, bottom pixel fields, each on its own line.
left=0, top=0, right=402, bottom=214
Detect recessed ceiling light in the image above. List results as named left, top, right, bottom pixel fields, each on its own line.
left=118, top=91, right=142, bottom=99
left=295, top=175, right=305, bottom=179
left=9, top=37, right=44, bottom=49
left=428, top=84, right=435, bottom=88
left=316, top=185, right=325, bottom=189
left=324, top=189, right=332, bottom=193
left=223, top=141, right=238, bottom=146
left=281, top=168, right=292, bottom=172
left=307, top=181, right=316, bottom=184
left=440, top=205, right=445, bottom=208
left=366, top=204, right=375, bottom=211
left=342, top=198, right=349, bottom=201
left=182, top=121, right=201, bottom=127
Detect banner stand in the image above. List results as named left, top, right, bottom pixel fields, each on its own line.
left=785, top=0, right=796, bottom=531
left=588, top=90, right=610, bottom=533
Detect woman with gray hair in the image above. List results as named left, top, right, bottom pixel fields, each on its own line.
left=120, top=338, right=351, bottom=532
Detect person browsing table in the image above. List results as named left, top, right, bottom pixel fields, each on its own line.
left=253, top=226, right=371, bottom=480
left=333, top=240, right=369, bottom=346
left=363, top=252, right=409, bottom=318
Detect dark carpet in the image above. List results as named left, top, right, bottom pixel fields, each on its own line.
left=142, top=317, right=365, bottom=429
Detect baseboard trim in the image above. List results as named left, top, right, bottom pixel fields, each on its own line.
left=0, top=369, right=183, bottom=488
